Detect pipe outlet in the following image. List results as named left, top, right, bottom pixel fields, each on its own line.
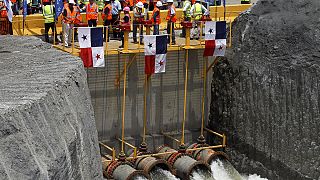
left=156, top=145, right=211, bottom=180
left=104, top=160, right=149, bottom=180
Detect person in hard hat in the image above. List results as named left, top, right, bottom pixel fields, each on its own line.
left=190, top=0, right=207, bottom=39
left=181, top=0, right=191, bottom=37
left=85, top=0, right=98, bottom=27
left=119, top=6, right=131, bottom=48
left=151, top=1, right=161, bottom=35
left=111, top=0, right=121, bottom=39
left=166, top=0, right=176, bottom=44
left=133, top=1, right=145, bottom=44
left=102, top=0, right=112, bottom=42
left=42, top=0, right=58, bottom=43
left=62, top=0, right=82, bottom=47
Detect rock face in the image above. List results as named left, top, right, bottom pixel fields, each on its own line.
left=0, top=36, right=102, bottom=179
left=209, top=0, right=320, bottom=179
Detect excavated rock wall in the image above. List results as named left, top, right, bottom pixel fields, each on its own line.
left=209, top=0, right=320, bottom=179
left=0, top=36, right=102, bottom=179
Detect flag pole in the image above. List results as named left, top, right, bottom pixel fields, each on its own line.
left=119, top=56, right=127, bottom=160
left=180, top=48, right=189, bottom=151
left=223, top=0, right=226, bottom=21
left=198, top=56, right=208, bottom=144
left=140, top=74, right=149, bottom=151
left=72, top=27, right=75, bottom=54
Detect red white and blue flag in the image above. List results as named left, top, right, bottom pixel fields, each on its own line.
left=144, top=35, right=167, bottom=75
left=78, top=27, right=105, bottom=67
left=203, top=21, right=227, bottom=57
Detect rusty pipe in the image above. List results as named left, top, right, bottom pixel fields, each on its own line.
left=156, top=145, right=211, bottom=180
left=128, top=150, right=173, bottom=175
left=103, top=160, right=149, bottom=180
left=187, top=143, right=229, bottom=164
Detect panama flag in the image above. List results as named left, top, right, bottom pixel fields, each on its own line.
left=78, top=27, right=105, bottom=67
left=203, top=21, right=227, bottom=57
left=144, top=35, right=167, bottom=75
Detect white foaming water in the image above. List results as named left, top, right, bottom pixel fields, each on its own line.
left=133, top=176, right=148, bottom=180
left=150, top=167, right=180, bottom=180
left=210, top=158, right=268, bottom=180
left=243, top=174, right=268, bottom=180
left=190, top=168, right=215, bottom=180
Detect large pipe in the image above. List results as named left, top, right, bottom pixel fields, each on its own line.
left=128, top=151, right=173, bottom=175
left=103, top=160, right=149, bottom=180
left=187, top=143, right=229, bottom=164
left=156, top=146, right=211, bottom=180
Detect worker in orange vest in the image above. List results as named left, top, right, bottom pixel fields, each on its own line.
left=119, top=6, right=131, bottom=48
left=62, top=0, right=82, bottom=47
left=166, top=0, right=176, bottom=44
left=102, top=0, right=112, bottom=42
left=151, top=1, right=161, bottom=35
left=86, top=0, right=98, bottom=27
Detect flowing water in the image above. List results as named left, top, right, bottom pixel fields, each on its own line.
left=146, top=158, right=267, bottom=180
left=133, top=175, right=148, bottom=180
left=150, top=167, right=179, bottom=180
left=190, top=167, right=215, bottom=180
left=211, top=158, right=268, bottom=180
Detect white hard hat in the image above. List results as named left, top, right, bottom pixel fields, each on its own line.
left=156, top=1, right=162, bottom=7
left=136, top=1, right=144, bottom=8
left=69, top=0, right=75, bottom=4
left=167, top=0, right=173, bottom=3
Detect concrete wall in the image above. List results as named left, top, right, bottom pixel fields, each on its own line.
left=0, top=36, right=102, bottom=179
left=209, top=0, right=320, bottom=179
left=87, top=49, right=215, bottom=151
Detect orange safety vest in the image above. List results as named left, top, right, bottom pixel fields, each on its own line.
left=166, top=5, right=176, bottom=22
left=63, top=6, right=81, bottom=24
left=151, top=7, right=160, bottom=24
left=86, top=3, right=98, bottom=20
left=102, top=4, right=112, bottom=20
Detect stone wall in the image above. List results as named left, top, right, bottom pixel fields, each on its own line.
left=0, top=36, right=102, bottom=179
left=209, top=0, right=320, bottom=179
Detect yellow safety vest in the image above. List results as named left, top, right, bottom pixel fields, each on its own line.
left=194, top=3, right=202, bottom=20
left=43, top=5, right=54, bottom=23
left=183, top=0, right=191, bottom=18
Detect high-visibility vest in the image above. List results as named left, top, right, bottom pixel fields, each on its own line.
left=151, top=7, right=160, bottom=24
left=0, top=6, right=7, bottom=18
left=102, top=4, right=112, bottom=20
left=183, top=0, right=191, bottom=18
left=86, top=3, right=98, bottom=20
left=63, top=6, right=81, bottom=24
left=43, top=5, right=55, bottom=23
left=193, top=3, right=202, bottom=20
left=241, top=0, right=250, bottom=1
left=166, top=5, right=176, bottom=22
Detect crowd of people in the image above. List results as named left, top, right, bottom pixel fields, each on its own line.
left=0, top=0, right=250, bottom=44
left=41, top=0, right=214, bottom=47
